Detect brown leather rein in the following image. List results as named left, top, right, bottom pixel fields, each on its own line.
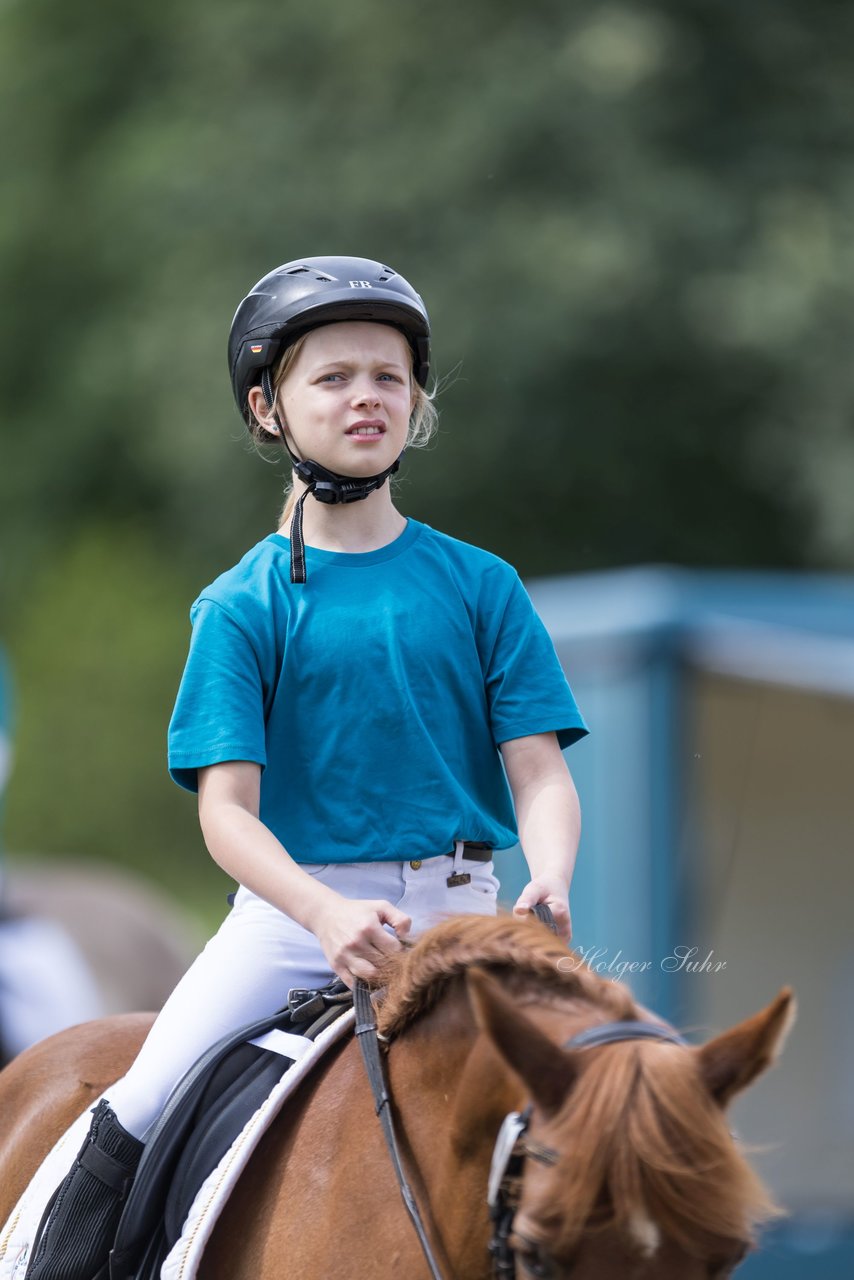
left=354, top=907, right=687, bottom=1280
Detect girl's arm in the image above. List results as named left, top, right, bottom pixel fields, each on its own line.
left=501, top=731, right=581, bottom=942
left=197, top=760, right=411, bottom=985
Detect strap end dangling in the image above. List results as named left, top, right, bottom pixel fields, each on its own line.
left=290, top=490, right=309, bottom=584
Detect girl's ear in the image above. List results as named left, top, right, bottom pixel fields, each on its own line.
left=247, top=384, right=279, bottom=433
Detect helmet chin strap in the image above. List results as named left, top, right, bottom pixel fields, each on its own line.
left=261, top=366, right=403, bottom=584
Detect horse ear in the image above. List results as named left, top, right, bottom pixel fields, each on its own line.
left=466, top=967, right=578, bottom=1115
left=695, top=988, right=796, bottom=1109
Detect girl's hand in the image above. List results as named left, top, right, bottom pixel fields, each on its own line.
left=513, top=874, right=572, bottom=943
left=312, top=895, right=412, bottom=988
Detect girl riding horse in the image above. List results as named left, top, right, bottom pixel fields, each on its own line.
left=25, top=256, right=587, bottom=1279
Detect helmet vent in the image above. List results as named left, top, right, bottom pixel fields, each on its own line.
left=377, top=266, right=397, bottom=281
left=283, top=265, right=333, bottom=282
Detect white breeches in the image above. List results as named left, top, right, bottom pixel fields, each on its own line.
left=108, top=846, right=499, bottom=1139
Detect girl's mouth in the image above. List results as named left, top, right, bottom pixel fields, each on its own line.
left=346, top=420, right=386, bottom=437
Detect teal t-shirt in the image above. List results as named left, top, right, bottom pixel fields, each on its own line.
left=167, top=520, right=587, bottom=863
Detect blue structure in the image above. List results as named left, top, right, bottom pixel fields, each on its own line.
left=501, top=566, right=854, bottom=1279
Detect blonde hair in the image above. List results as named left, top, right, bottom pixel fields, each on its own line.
left=246, top=327, right=438, bottom=528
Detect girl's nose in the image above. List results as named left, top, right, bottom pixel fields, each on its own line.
left=351, top=377, right=381, bottom=407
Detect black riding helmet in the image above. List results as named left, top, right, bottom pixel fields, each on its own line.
left=227, top=256, right=431, bottom=585
left=228, top=255, right=431, bottom=423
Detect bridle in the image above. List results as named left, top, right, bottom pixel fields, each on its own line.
left=354, top=908, right=688, bottom=1280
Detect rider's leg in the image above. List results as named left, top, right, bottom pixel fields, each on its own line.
left=109, top=852, right=497, bottom=1139
left=25, top=884, right=331, bottom=1280
left=107, top=880, right=336, bottom=1138
left=25, top=852, right=499, bottom=1280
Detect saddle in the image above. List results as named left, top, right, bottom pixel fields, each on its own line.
left=109, top=980, right=353, bottom=1280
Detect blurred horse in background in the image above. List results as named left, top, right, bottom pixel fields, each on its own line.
left=0, top=858, right=200, bottom=1068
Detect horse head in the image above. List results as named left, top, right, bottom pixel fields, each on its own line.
left=467, top=963, right=795, bottom=1280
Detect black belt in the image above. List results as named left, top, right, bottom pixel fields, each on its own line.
left=447, top=842, right=493, bottom=863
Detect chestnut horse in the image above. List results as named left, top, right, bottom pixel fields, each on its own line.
left=0, top=914, right=793, bottom=1279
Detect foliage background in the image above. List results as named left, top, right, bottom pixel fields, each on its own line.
left=2, top=0, right=853, bottom=918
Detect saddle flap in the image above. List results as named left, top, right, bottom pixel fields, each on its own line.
left=164, top=1046, right=293, bottom=1242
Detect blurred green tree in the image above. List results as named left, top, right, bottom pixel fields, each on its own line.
left=2, top=525, right=222, bottom=910
left=2, top=0, right=853, bottom=589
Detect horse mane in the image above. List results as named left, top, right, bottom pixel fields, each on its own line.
left=540, top=1038, right=783, bottom=1253
left=375, top=912, right=638, bottom=1040
left=374, top=913, right=781, bottom=1252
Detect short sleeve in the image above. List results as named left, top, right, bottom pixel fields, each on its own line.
left=482, top=572, right=588, bottom=750
left=167, top=598, right=268, bottom=793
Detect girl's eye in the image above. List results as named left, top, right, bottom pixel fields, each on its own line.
left=377, top=373, right=403, bottom=383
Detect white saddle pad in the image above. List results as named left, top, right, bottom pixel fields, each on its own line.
left=0, top=1008, right=355, bottom=1279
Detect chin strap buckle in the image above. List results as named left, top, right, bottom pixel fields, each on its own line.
left=286, top=454, right=403, bottom=584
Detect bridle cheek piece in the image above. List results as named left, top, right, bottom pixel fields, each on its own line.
left=487, top=1108, right=532, bottom=1276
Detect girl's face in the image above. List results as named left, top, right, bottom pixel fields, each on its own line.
left=276, top=321, right=415, bottom=477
